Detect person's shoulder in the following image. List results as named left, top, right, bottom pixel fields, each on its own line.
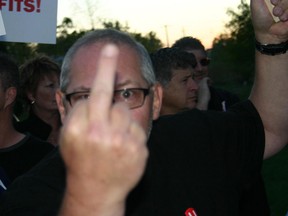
left=21, top=133, right=55, bottom=157
left=0, top=148, right=65, bottom=216
left=153, top=100, right=259, bottom=131
left=11, top=146, right=64, bottom=185
left=151, top=109, right=213, bottom=139
left=154, top=109, right=202, bottom=125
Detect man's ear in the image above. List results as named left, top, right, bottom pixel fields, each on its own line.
left=152, top=82, right=163, bottom=120
left=56, top=90, right=67, bottom=124
left=4, top=87, right=17, bottom=108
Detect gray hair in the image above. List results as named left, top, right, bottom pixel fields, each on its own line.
left=60, top=29, right=156, bottom=92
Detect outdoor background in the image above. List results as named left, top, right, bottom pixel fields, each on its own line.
left=0, top=0, right=287, bottom=215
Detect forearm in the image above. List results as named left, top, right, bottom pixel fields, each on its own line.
left=249, top=50, right=288, bottom=158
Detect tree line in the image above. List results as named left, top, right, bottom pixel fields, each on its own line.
left=0, top=0, right=253, bottom=84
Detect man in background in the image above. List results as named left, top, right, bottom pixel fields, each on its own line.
left=150, top=47, right=210, bottom=114
left=172, top=36, right=240, bottom=111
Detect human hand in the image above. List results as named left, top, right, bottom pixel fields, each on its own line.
left=196, top=77, right=211, bottom=110
left=251, top=0, right=288, bottom=43
left=59, top=44, right=148, bottom=209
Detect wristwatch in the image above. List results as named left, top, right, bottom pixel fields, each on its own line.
left=255, top=39, right=288, bottom=55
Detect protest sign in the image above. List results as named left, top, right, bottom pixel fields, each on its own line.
left=0, top=0, right=57, bottom=44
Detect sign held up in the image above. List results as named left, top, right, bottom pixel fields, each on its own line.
left=0, top=0, right=57, bottom=44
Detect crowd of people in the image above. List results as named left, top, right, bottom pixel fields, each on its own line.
left=0, top=0, right=288, bottom=215
left=0, top=54, right=55, bottom=193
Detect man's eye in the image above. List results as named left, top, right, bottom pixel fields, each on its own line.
left=121, top=90, right=133, bottom=99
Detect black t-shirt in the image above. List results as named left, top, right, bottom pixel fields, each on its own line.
left=0, top=134, right=54, bottom=190
left=0, top=100, right=266, bottom=216
left=127, top=100, right=266, bottom=215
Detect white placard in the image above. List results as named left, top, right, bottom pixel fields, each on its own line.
left=0, top=0, right=57, bottom=44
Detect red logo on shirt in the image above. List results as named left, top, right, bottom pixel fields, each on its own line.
left=185, top=208, right=198, bottom=216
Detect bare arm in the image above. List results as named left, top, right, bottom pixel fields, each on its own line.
left=249, top=0, right=288, bottom=158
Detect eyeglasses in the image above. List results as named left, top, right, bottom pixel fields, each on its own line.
left=198, top=58, right=210, bottom=67
left=65, top=87, right=151, bottom=109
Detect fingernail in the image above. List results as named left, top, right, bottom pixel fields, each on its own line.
left=102, top=44, right=119, bottom=57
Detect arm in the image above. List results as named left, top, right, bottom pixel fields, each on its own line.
left=58, top=45, right=148, bottom=216
left=249, top=0, right=288, bottom=158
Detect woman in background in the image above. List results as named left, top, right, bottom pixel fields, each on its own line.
left=15, top=54, right=61, bottom=146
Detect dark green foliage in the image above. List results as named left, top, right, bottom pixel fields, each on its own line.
left=0, top=18, right=163, bottom=65
left=102, top=20, right=163, bottom=53
left=102, top=20, right=130, bottom=32
left=210, top=0, right=255, bottom=84
left=36, top=18, right=86, bottom=63
left=0, top=42, right=33, bottom=65
left=131, top=31, right=163, bottom=53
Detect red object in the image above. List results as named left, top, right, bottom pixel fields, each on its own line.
left=185, top=208, right=198, bottom=216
